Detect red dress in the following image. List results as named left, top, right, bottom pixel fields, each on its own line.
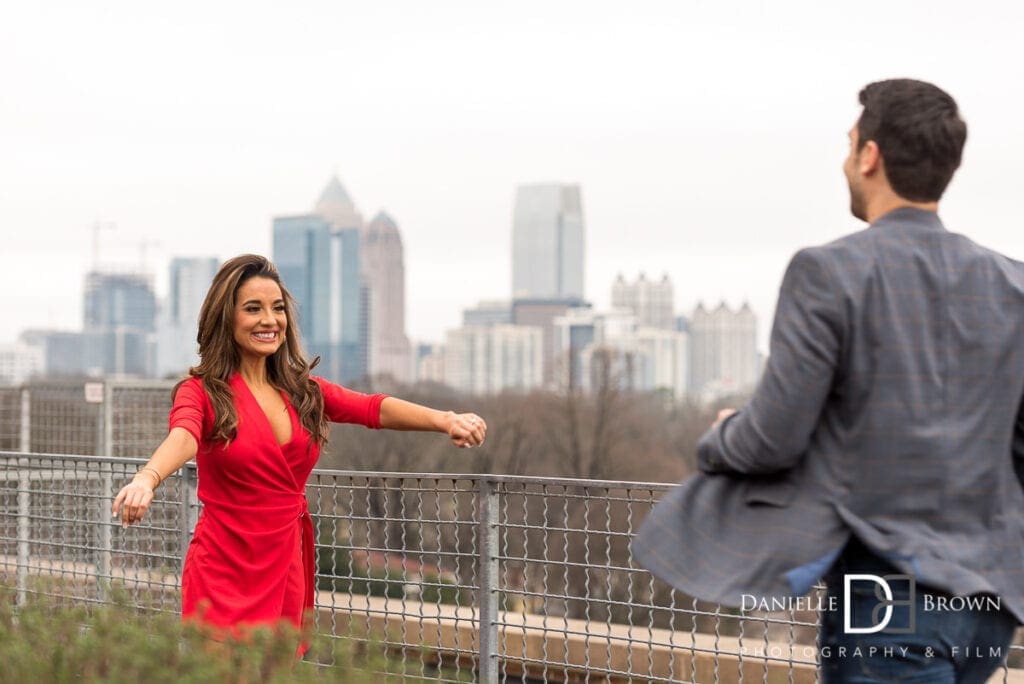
left=169, top=373, right=386, bottom=631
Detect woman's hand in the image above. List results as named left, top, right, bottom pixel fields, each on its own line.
left=112, top=474, right=157, bottom=528
left=445, top=411, right=487, bottom=448
left=378, top=398, right=487, bottom=447
left=110, top=428, right=196, bottom=529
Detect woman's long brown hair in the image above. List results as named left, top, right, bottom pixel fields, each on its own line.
left=174, top=254, right=329, bottom=447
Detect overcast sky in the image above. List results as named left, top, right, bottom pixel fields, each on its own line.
left=4, top=1, right=1024, bottom=352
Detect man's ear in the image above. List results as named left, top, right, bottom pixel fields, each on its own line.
left=858, top=140, right=882, bottom=176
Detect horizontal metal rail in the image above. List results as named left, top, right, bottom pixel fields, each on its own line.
left=1, top=450, right=1022, bottom=683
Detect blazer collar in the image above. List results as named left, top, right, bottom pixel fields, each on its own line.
left=870, top=206, right=945, bottom=232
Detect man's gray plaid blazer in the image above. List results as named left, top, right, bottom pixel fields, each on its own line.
left=633, top=207, right=1024, bottom=623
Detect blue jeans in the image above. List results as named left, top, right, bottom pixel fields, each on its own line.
left=819, top=539, right=1017, bottom=683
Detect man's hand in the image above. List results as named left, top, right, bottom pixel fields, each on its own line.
left=712, top=408, right=737, bottom=428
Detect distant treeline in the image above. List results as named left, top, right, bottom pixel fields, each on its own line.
left=323, top=374, right=748, bottom=482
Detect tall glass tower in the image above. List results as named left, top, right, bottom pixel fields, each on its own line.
left=272, top=177, right=365, bottom=382
left=511, top=183, right=585, bottom=300
left=157, top=256, right=219, bottom=376
left=82, top=271, right=158, bottom=376
left=362, top=211, right=411, bottom=383
left=272, top=214, right=334, bottom=346
left=83, top=272, right=157, bottom=332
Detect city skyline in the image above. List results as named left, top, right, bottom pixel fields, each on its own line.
left=5, top=174, right=771, bottom=353
left=2, top=171, right=757, bottom=394
left=5, top=2, right=1024, bottom=354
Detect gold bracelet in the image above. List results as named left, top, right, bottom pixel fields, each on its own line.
left=135, top=467, right=162, bottom=488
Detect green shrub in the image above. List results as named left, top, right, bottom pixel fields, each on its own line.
left=0, top=588, right=384, bottom=683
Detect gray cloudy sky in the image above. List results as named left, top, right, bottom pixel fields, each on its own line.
left=4, top=1, right=1024, bottom=351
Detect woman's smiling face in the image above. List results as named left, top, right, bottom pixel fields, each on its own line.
left=233, top=276, right=287, bottom=362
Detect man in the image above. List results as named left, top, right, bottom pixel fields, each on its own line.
left=633, top=79, right=1024, bottom=683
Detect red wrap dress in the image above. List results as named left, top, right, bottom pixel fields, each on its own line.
left=169, top=373, right=386, bottom=631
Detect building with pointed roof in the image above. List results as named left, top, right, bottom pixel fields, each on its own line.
left=362, top=210, right=411, bottom=382
left=272, top=175, right=414, bottom=383
left=270, top=176, right=366, bottom=383
left=688, top=300, right=759, bottom=401
left=611, top=272, right=675, bottom=330
left=314, top=175, right=363, bottom=231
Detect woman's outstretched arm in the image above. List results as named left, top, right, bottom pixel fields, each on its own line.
left=111, top=427, right=198, bottom=527
left=378, top=397, right=487, bottom=448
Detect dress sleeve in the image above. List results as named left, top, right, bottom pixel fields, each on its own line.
left=169, top=377, right=211, bottom=445
left=313, top=376, right=387, bottom=428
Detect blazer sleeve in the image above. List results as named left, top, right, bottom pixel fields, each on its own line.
left=314, top=376, right=387, bottom=429
left=1014, top=395, right=1024, bottom=490
left=697, top=247, right=843, bottom=475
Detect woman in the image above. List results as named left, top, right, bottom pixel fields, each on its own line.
left=111, top=254, right=486, bottom=638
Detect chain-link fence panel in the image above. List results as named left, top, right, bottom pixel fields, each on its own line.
left=28, top=383, right=104, bottom=455
left=0, top=454, right=191, bottom=615
left=108, top=380, right=176, bottom=458
left=0, top=388, right=21, bottom=452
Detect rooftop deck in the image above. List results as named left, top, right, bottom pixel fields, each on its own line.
left=1, top=380, right=1021, bottom=682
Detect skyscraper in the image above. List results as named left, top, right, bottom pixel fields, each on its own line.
left=272, top=176, right=413, bottom=383
left=511, top=183, right=585, bottom=300
left=633, top=327, right=689, bottom=401
left=462, top=300, right=512, bottom=327
left=272, top=214, right=334, bottom=346
left=84, top=272, right=157, bottom=333
left=611, top=272, right=675, bottom=329
left=362, top=211, right=411, bottom=383
left=0, top=342, right=44, bottom=385
left=313, top=176, right=364, bottom=382
left=271, top=176, right=365, bottom=382
left=156, top=256, right=219, bottom=376
left=333, top=226, right=363, bottom=383
left=82, top=271, right=157, bottom=376
left=513, top=299, right=587, bottom=386
left=272, top=215, right=363, bottom=382
left=413, top=342, right=446, bottom=385
left=509, top=183, right=587, bottom=385
left=443, top=325, right=543, bottom=395
left=168, top=257, right=219, bottom=329
left=552, top=308, right=690, bottom=400
left=315, top=175, right=363, bottom=231
left=689, top=301, right=759, bottom=401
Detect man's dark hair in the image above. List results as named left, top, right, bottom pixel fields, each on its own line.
left=857, top=79, right=967, bottom=202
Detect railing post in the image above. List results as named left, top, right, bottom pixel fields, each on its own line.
left=97, top=459, right=113, bottom=602
left=19, top=387, right=30, bottom=454
left=16, top=388, right=31, bottom=607
left=97, top=380, right=110, bottom=457
left=101, top=381, right=113, bottom=457
left=477, top=477, right=499, bottom=683
left=180, top=463, right=197, bottom=572
left=96, top=382, right=115, bottom=602
left=16, top=473, right=30, bottom=608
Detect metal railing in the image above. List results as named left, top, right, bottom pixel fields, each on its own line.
left=0, top=381, right=1021, bottom=682
left=0, top=452, right=828, bottom=683
left=3, top=453, right=1022, bottom=683
left=0, top=379, right=175, bottom=457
